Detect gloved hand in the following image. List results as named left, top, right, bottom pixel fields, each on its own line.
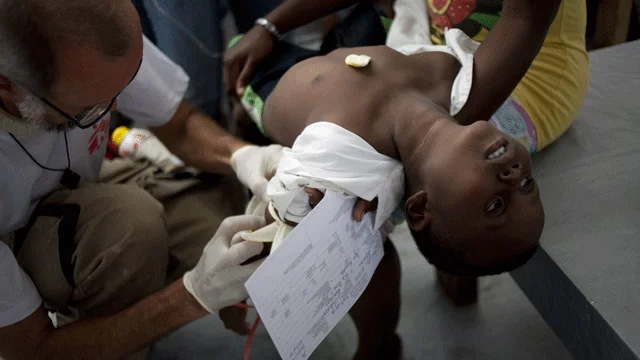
left=223, top=25, right=276, bottom=97
left=183, top=215, right=266, bottom=313
left=231, top=144, right=283, bottom=203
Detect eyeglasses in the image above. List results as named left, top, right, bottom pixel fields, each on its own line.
left=39, top=58, right=143, bottom=129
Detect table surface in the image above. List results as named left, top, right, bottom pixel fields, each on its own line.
left=512, top=40, right=640, bottom=359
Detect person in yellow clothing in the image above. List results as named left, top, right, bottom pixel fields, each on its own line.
left=224, top=0, right=589, bottom=153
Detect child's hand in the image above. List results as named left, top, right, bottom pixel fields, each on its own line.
left=305, top=187, right=325, bottom=209
left=352, top=197, right=378, bottom=222
left=219, top=304, right=251, bottom=335
left=304, top=187, right=377, bottom=221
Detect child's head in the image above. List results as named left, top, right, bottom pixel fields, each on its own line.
left=404, top=120, right=544, bottom=276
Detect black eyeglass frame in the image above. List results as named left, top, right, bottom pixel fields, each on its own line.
left=39, top=58, right=143, bottom=129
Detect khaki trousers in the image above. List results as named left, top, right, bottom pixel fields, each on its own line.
left=11, top=158, right=245, bottom=359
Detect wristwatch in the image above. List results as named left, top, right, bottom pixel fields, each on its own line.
left=255, top=18, right=283, bottom=40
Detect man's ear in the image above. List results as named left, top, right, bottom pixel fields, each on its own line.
left=405, top=190, right=431, bottom=232
left=0, top=76, right=20, bottom=113
left=0, top=75, right=16, bottom=94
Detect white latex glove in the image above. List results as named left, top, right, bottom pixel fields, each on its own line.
left=231, top=144, right=283, bottom=203
left=183, top=215, right=266, bottom=313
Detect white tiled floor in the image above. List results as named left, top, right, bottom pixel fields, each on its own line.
left=150, top=223, right=571, bottom=360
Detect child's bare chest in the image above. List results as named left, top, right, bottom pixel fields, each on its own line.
left=264, top=46, right=458, bottom=156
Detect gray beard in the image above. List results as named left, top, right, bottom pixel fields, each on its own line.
left=44, top=121, right=78, bottom=133
left=15, top=90, right=77, bottom=133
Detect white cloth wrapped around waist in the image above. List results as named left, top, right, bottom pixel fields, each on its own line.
left=386, top=0, right=481, bottom=116
left=267, top=122, right=405, bottom=231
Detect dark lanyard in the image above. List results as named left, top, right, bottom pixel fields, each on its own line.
left=9, top=132, right=80, bottom=190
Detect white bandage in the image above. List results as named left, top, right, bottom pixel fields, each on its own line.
left=345, top=54, right=372, bottom=68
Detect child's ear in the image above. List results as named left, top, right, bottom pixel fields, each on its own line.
left=405, top=191, right=431, bottom=231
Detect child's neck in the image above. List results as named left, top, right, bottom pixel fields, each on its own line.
left=390, top=95, right=455, bottom=191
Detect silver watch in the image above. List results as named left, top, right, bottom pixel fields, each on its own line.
left=255, top=18, right=283, bottom=40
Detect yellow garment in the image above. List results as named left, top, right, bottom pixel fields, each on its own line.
left=511, top=0, right=589, bottom=150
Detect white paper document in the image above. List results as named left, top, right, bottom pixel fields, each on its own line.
left=245, top=191, right=385, bottom=360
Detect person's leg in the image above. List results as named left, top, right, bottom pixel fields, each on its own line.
left=162, top=175, right=246, bottom=283
left=99, top=156, right=246, bottom=282
left=94, top=157, right=244, bottom=358
left=12, top=183, right=171, bottom=360
left=14, top=183, right=170, bottom=317
left=348, top=240, right=402, bottom=360
left=141, top=0, right=226, bottom=119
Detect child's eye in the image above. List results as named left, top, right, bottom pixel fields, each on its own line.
left=486, top=197, right=504, bottom=214
left=520, top=177, right=535, bottom=193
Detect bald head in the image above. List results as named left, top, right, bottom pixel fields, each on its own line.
left=0, top=0, right=139, bottom=96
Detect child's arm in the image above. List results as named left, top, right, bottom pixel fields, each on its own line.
left=454, top=0, right=562, bottom=126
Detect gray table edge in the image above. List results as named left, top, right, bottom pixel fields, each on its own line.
left=509, top=40, right=640, bottom=360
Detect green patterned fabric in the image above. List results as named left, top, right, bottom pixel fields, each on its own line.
left=241, top=85, right=267, bottom=136
left=380, top=16, right=393, bottom=35
left=468, top=12, right=501, bottom=30
left=227, top=34, right=244, bottom=49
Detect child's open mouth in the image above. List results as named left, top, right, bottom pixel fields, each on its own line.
left=485, top=137, right=509, bottom=160
left=487, top=145, right=506, bottom=160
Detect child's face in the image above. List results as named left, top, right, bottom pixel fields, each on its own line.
left=421, top=121, right=544, bottom=267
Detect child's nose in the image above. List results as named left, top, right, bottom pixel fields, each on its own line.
left=498, top=162, right=522, bottom=183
